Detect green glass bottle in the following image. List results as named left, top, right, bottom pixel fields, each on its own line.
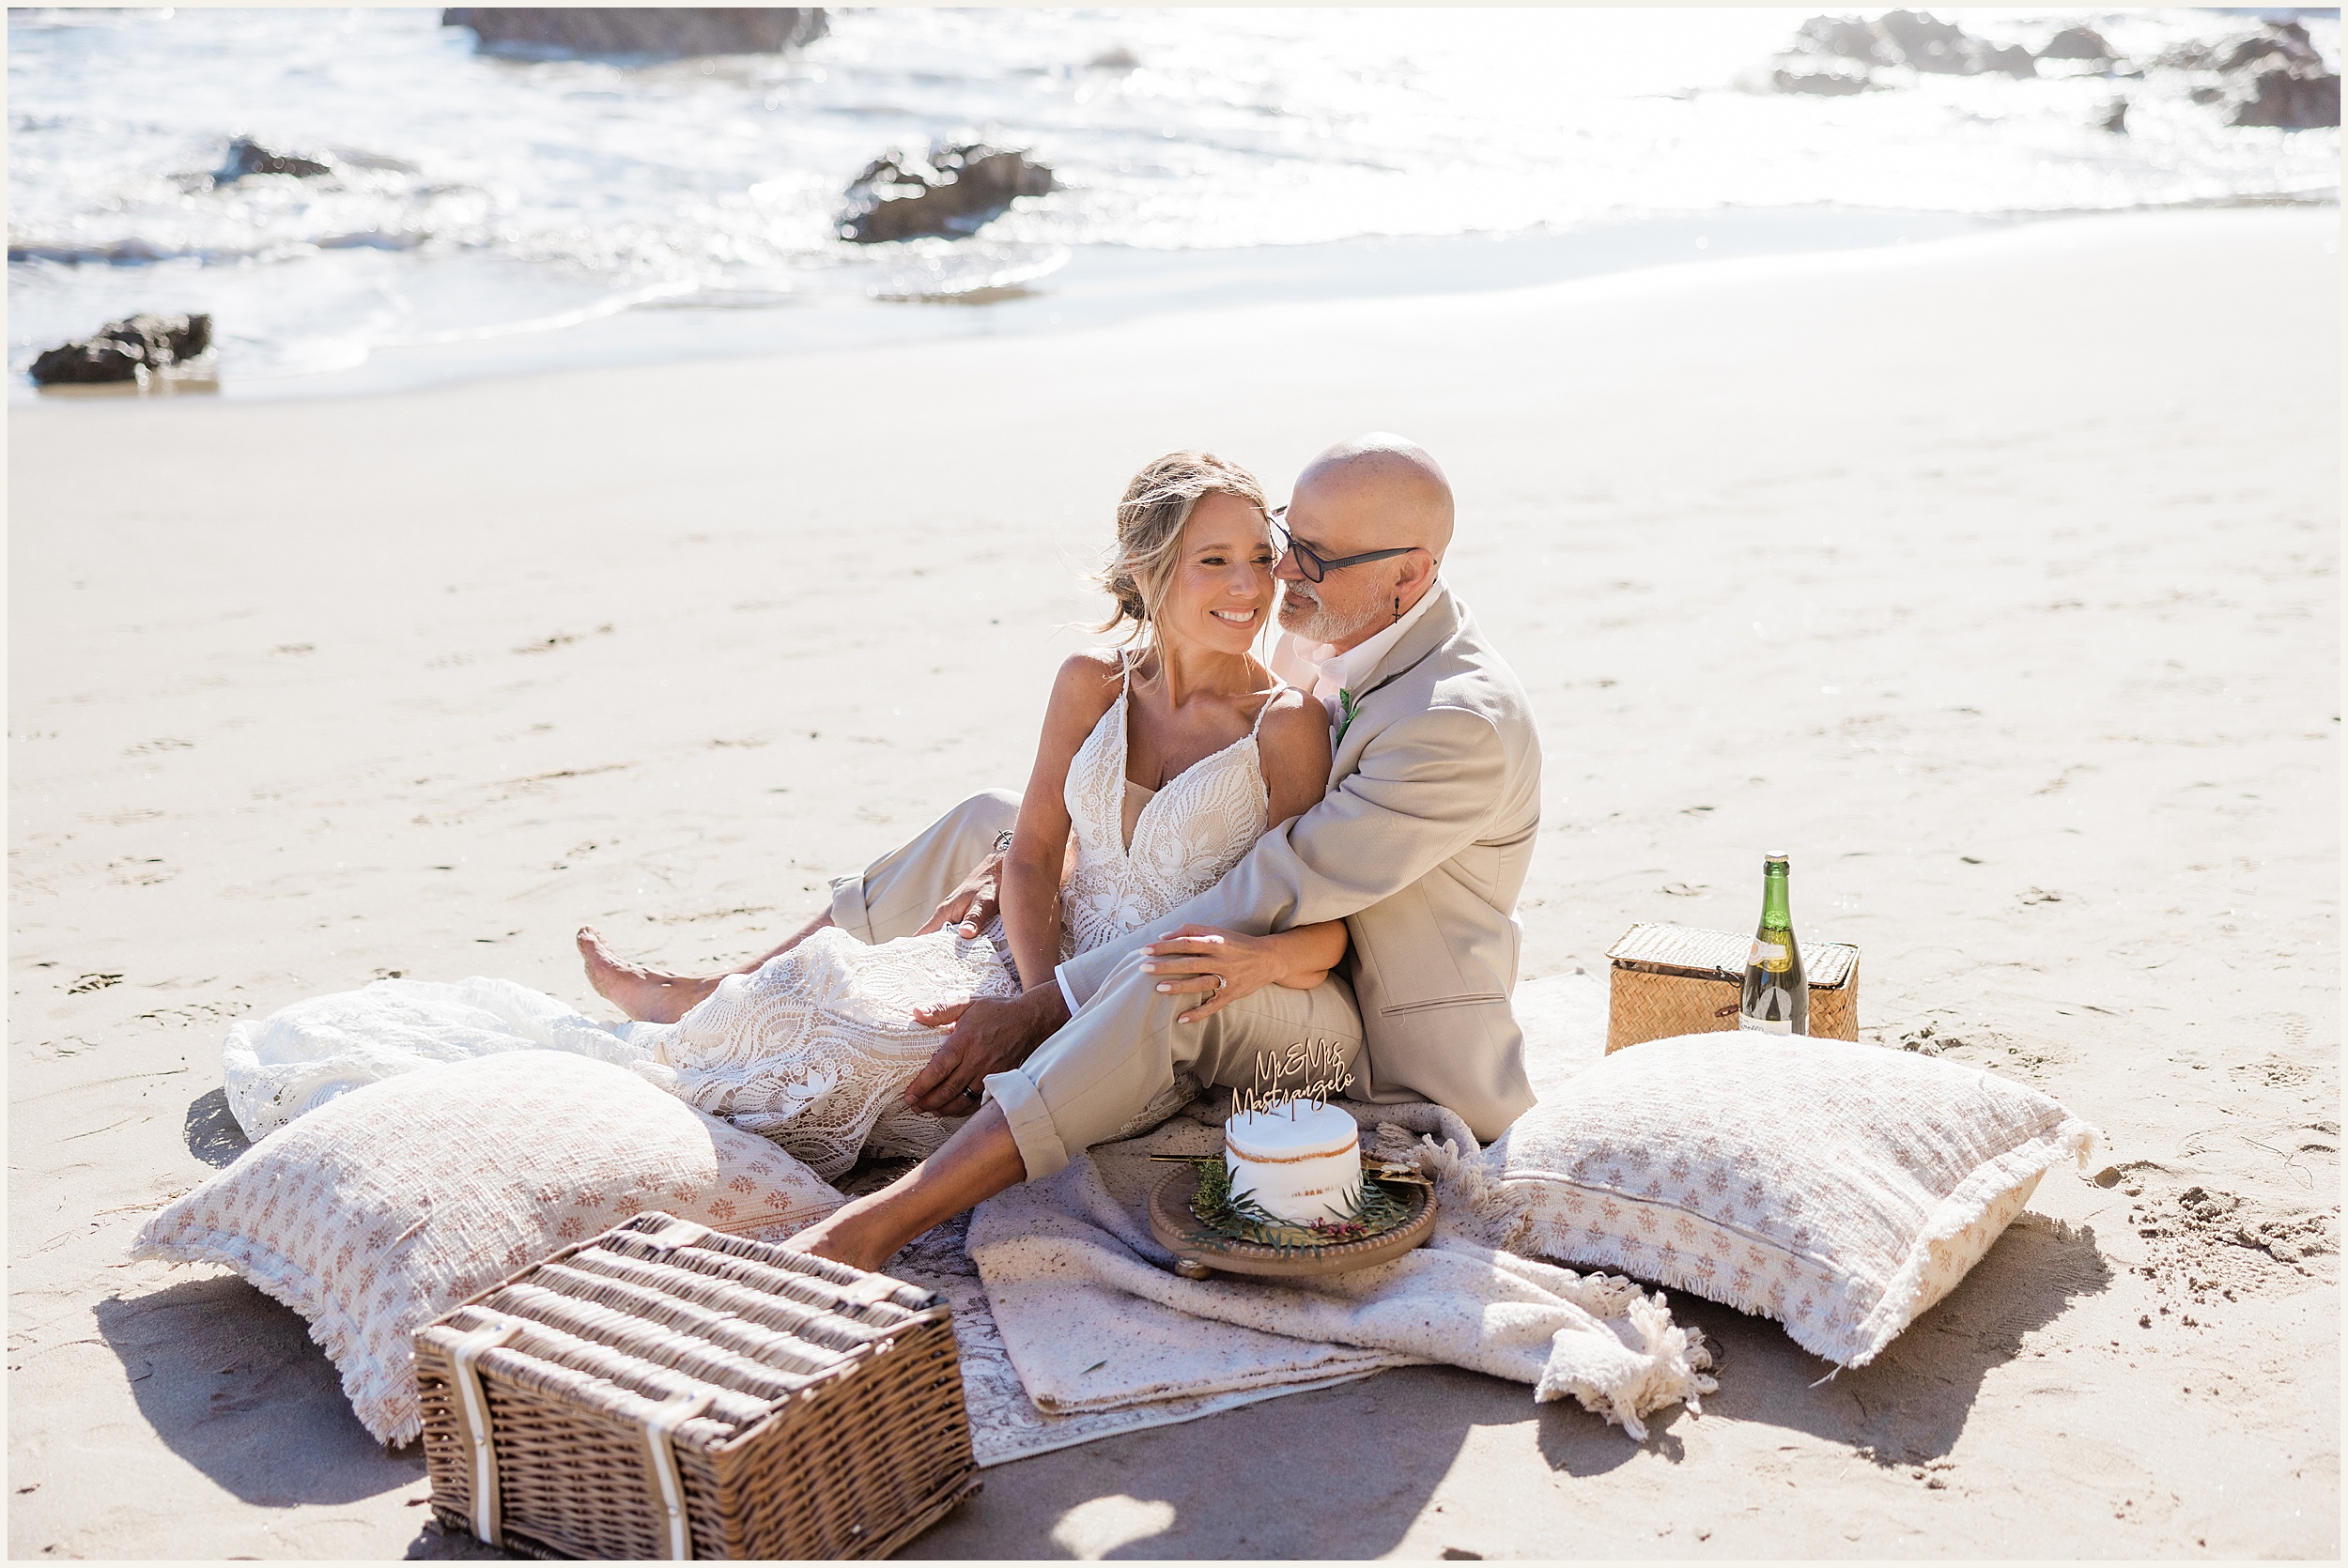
left=1738, top=853, right=1808, bottom=1035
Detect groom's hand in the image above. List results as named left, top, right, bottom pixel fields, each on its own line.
left=916, top=851, right=1006, bottom=939
left=904, top=984, right=1070, bottom=1115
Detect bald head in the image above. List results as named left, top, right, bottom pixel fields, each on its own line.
left=1293, top=432, right=1455, bottom=559
left=1274, top=433, right=1455, bottom=653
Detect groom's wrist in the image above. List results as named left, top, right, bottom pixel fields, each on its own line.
left=1027, top=977, right=1073, bottom=1043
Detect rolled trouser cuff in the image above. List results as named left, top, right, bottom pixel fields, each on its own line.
left=827, top=789, right=1020, bottom=947
left=984, top=1068, right=1071, bottom=1181
left=828, top=871, right=876, bottom=945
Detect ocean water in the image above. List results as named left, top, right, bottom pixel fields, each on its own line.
left=8, top=7, right=2338, bottom=396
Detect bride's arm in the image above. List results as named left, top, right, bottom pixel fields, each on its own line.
left=1138, top=690, right=1349, bottom=1020
left=1230, top=690, right=1345, bottom=987
left=998, top=653, right=1123, bottom=992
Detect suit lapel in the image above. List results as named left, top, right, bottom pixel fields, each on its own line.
left=1353, top=585, right=1460, bottom=703
left=1326, top=584, right=1462, bottom=786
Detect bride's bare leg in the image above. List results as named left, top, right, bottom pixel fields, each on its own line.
left=577, top=911, right=834, bottom=1023
left=792, top=1104, right=1027, bottom=1272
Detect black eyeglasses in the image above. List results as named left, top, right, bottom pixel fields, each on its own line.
left=1266, top=506, right=1425, bottom=585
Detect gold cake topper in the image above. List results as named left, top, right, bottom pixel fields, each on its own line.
left=1229, top=1036, right=1357, bottom=1121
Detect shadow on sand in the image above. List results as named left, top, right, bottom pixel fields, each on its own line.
left=910, top=1215, right=2110, bottom=1556
left=94, top=1274, right=519, bottom=1558
left=182, top=1087, right=251, bottom=1169
left=95, top=1274, right=420, bottom=1508
left=907, top=1361, right=1620, bottom=1560
left=1666, top=1212, right=2115, bottom=1467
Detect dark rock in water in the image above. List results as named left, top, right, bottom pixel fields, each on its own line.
left=2217, top=21, right=2325, bottom=74
left=29, top=313, right=213, bottom=386
left=2160, top=21, right=2325, bottom=75
left=441, top=8, right=826, bottom=58
left=1766, top=9, right=2033, bottom=92
left=2098, top=98, right=2129, bottom=133
left=29, top=337, right=147, bottom=385
left=1794, top=15, right=1888, bottom=66
left=1772, top=62, right=1877, bottom=96
left=1876, top=10, right=1968, bottom=72
left=838, top=143, right=1055, bottom=245
left=2161, top=22, right=2340, bottom=129
left=2039, top=26, right=2114, bottom=63
left=1877, top=9, right=2036, bottom=77
left=216, top=136, right=332, bottom=182
left=1873, top=9, right=1954, bottom=54
left=1975, top=41, right=2037, bottom=78
left=2232, top=65, right=2341, bottom=128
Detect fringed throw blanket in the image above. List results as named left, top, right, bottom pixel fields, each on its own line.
left=967, top=1097, right=1716, bottom=1444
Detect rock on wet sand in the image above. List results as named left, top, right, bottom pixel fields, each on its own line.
left=837, top=142, right=1055, bottom=244
left=28, top=314, right=214, bottom=388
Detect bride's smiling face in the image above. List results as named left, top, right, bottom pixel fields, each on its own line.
left=1157, top=491, right=1278, bottom=656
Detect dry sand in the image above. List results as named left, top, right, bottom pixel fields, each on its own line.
left=8, top=207, right=2339, bottom=1559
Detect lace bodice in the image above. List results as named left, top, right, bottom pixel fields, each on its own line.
left=1057, top=653, right=1276, bottom=959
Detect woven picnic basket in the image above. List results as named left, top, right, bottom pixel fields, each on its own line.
left=413, top=1211, right=978, bottom=1560
left=1605, top=921, right=1861, bottom=1053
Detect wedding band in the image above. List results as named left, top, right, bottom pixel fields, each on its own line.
left=960, top=1085, right=981, bottom=1102
left=1212, top=975, right=1227, bottom=992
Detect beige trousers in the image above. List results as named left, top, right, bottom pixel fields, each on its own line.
left=985, top=950, right=1365, bottom=1180
left=825, top=791, right=1367, bottom=1181
left=826, top=789, right=1021, bottom=945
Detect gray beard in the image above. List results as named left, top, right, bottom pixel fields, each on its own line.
left=1278, top=596, right=1361, bottom=647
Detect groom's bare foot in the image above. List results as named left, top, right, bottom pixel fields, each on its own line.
left=788, top=1107, right=1027, bottom=1274
left=577, top=926, right=723, bottom=1023
left=787, top=1202, right=899, bottom=1274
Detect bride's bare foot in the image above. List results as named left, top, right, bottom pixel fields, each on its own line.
left=577, top=926, right=724, bottom=1023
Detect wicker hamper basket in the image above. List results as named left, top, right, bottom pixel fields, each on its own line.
left=413, top=1212, right=979, bottom=1560
left=1606, top=922, right=1861, bottom=1053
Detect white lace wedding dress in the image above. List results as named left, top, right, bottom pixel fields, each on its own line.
left=223, top=656, right=1279, bottom=1180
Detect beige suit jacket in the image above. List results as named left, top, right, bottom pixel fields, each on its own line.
left=1056, top=582, right=1542, bottom=1141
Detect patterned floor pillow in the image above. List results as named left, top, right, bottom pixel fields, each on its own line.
left=131, top=1050, right=843, bottom=1444
left=1490, top=1033, right=2095, bottom=1367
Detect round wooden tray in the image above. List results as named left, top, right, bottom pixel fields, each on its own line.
left=1146, top=1164, right=1436, bottom=1281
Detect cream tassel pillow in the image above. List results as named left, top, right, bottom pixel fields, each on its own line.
left=1490, top=1033, right=2095, bottom=1367
left=131, top=1051, right=843, bottom=1445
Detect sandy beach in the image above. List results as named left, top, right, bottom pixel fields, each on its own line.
left=8, top=207, right=2338, bottom=1558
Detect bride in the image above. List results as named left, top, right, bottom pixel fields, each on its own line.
left=222, top=451, right=1347, bottom=1180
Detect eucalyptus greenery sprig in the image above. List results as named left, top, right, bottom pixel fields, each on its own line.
left=1187, top=1158, right=1417, bottom=1254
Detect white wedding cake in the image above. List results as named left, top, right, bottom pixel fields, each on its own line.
left=1224, top=1100, right=1363, bottom=1226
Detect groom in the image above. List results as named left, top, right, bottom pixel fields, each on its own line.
left=588, top=433, right=1542, bottom=1268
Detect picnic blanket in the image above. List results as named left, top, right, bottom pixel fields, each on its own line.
left=968, top=1096, right=1713, bottom=1444
left=871, top=972, right=1714, bottom=1462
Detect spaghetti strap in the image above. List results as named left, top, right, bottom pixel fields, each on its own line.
left=1246, top=676, right=1288, bottom=742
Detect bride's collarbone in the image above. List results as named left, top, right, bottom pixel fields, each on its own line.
left=1121, top=700, right=1262, bottom=791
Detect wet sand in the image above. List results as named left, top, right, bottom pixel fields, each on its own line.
left=8, top=207, right=2338, bottom=1558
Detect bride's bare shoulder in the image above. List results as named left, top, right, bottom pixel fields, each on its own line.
left=1257, top=682, right=1325, bottom=728
left=1255, top=684, right=1332, bottom=760
left=1044, top=649, right=1128, bottom=725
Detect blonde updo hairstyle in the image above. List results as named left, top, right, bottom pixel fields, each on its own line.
left=1096, top=450, right=1271, bottom=645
